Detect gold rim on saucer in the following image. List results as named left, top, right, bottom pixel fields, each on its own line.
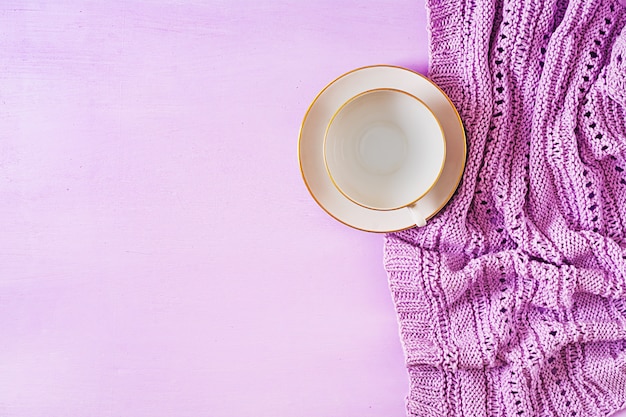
left=298, top=64, right=467, bottom=233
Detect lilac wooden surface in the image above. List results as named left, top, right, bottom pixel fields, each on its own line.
left=0, top=1, right=425, bottom=416
left=2, top=2, right=624, bottom=417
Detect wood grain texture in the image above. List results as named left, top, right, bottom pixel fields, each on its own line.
left=0, top=1, right=428, bottom=416
left=2, top=2, right=625, bottom=417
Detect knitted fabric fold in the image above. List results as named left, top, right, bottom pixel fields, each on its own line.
left=384, top=0, right=626, bottom=416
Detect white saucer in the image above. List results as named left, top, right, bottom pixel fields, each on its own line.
left=298, top=65, right=466, bottom=233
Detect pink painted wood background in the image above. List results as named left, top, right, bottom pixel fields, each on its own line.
left=1, top=1, right=624, bottom=417
left=0, top=1, right=424, bottom=416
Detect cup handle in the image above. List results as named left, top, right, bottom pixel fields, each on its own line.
left=407, top=204, right=427, bottom=227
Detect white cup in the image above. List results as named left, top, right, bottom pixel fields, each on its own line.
left=323, top=88, right=446, bottom=227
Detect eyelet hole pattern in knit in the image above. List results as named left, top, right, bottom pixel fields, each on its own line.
left=383, top=1, right=626, bottom=416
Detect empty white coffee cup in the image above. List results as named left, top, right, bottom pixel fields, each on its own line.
left=323, top=88, right=445, bottom=227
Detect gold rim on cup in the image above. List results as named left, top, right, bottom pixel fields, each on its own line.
left=322, top=87, right=447, bottom=212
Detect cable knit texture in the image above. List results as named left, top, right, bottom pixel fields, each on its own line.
left=384, top=0, right=626, bottom=416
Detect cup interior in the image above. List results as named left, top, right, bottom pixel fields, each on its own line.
left=324, top=88, right=446, bottom=211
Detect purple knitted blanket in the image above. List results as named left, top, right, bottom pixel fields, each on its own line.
left=384, top=0, right=626, bottom=416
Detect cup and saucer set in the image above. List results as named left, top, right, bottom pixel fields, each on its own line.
left=298, top=65, right=467, bottom=233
